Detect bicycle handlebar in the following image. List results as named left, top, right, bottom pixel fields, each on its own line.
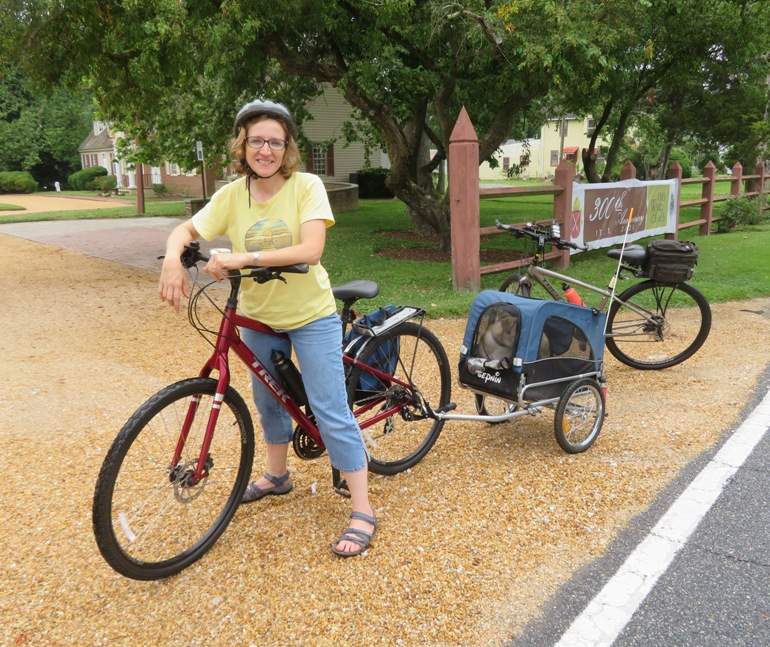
left=495, top=219, right=587, bottom=252
left=179, top=241, right=309, bottom=281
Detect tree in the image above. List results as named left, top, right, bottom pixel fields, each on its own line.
left=3, top=0, right=609, bottom=249
left=254, top=0, right=610, bottom=249
left=0, top=65, right=93, bottom=187
left=554, top=0, right=770, bottom=183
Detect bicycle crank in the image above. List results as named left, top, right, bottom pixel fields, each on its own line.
left=292, top=426, right=327, bottom=460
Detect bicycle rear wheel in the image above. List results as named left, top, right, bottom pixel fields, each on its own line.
left=346, top=321, right=451, bottom=475
left=605, top=280, right=711, bottom=370
left=92, top=378, right=254, bottom=580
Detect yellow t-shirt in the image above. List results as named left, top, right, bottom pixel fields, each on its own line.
left=192, top=173, right=337, bottom=329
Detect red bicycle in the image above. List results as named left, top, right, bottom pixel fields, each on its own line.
left=92, top=242, right=451, bottom=580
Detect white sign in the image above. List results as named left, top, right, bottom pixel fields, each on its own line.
left=196, top=141, right=204, bottom=162
left=569, top=178, right=678, bottom=251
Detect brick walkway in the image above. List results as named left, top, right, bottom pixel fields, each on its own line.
left=0, top=217, right=230, bottom=271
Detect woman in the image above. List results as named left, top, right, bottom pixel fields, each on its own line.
left=158, top=99, right=375, bottom=557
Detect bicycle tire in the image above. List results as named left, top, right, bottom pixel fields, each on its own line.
left=499, top=273, right=531, bottom=297
left=92, top=378, right=254, bottom=580
left=605, top=280, right=711, bottom=370
left=346, top=321, right=451, bottom=475
left=554, top=377, right=604, bottom=454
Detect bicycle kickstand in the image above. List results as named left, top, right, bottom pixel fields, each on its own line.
left=332, top=467, right=351, bottom=498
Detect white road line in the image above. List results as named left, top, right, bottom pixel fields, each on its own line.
left=555, top=387, right=770, bottom=647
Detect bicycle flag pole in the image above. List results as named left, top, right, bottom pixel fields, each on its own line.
left=603, top=207, right=634, bottom=337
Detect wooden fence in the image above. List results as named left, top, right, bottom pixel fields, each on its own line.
left=449, top=108, right=768, bottom=291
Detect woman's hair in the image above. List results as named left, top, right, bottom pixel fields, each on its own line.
left=229, top=115, right=302, bottom=178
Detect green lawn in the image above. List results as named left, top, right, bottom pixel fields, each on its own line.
left=3, top=188, right=768, bottom=318
left=325, top=196, right=770, bottom=317
left=0, top=192, right=186, bottom=222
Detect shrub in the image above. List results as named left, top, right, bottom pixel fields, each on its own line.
left=68, top=166, right=108, bottom=191
left=152, top=183, right=169, bottom=197
left=356, top=168, right=393, bottom=199
left=715, top=195, right=767, bottom=233
left=94, top=175, right=118, bottom=193
left=667, top=149, right=692, bottom=179
left=0, top=171, right=38, bottom=193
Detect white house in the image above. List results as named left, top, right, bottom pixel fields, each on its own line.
left=78, top=84, right=383, bottom=197
left=479, top=114, right=604, bottom=181
left=302, top=84, right=386, bottom=182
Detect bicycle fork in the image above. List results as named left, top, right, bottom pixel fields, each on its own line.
left=169, top=309, right=238, bottom=487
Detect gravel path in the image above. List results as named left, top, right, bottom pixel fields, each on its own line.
left=3, top=233, right=770, bottom=646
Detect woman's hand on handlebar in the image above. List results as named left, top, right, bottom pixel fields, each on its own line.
left=204, top=252, right=254, bottom=281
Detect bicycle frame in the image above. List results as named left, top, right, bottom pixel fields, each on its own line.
left=518, top=262, right=658, bottom=332
left=173, top=271, right=415, bottom=483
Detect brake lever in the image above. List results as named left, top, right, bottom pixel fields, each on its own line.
left=253, top=270, right=287, bottom=284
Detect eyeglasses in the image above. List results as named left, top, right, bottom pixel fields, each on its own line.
left=245, top=137, right=288, bottom=151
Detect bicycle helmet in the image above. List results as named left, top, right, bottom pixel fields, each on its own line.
left=233, top=99, right=299, bottom=141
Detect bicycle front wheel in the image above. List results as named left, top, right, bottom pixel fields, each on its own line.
left=499, top=272, right=532, bottom=297
left=605, top=280, right=711, bottom=370
left=347, top=321, right=451, bottom=475
left=92, top=378, right=254, bottom=580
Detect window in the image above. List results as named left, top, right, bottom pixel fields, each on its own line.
left=312, top=146, right=327, bottom=175
left=587, top=117, right=596, bottom=135
left=550, top=150, right=559, bottom=166
left=83, top=153, right=100, bottom=169
left=503, top=157, right=510, bottom=171
left=519, top=155, right=529, bottom=167
left=306, top=144, right=335, bottom=177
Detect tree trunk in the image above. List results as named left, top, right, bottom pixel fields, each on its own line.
left=600, top=107, right=633, bottom=182
left=582, top=101, right=614, bottom=183
left=389, top=178, right=451, bottom=251
left=386, top=120, right=453, bottom=251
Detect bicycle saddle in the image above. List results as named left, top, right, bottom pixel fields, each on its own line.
left=606, top=244, right=646, bottom=265
left=332, top=280, right=380, bottom=302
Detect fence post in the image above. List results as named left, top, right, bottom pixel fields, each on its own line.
left=619, top=160, right=637, bottom=180
left=667, top=162, right=682, bottom=240
left=552, top=160, right=575, bottom=268
left=449, top=107, right=481, bottom=291
left=730, top=162, right=743, bottom=197
left=699, top=161, right=715, bottom=236
left=750, top=162, right=765, bottom=195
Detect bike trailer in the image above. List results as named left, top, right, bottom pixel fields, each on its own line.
left=458, top=291, right=606, bottom=402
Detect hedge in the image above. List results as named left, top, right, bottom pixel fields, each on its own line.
left=68, top=166, right=109, bottom=191
left=356, top=168, right=393, bottom=199
left=0, top=171, right=38, bottom=194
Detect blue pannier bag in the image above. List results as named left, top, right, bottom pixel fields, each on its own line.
left=343, top=305, right=400, bottom=395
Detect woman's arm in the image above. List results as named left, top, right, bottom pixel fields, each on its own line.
left=204, top=219, right=328, bottom=276
left=158, top=219, right=200, bottom=312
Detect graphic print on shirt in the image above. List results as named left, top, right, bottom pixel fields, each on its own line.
left=244, top=218, right=293, bottom=252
